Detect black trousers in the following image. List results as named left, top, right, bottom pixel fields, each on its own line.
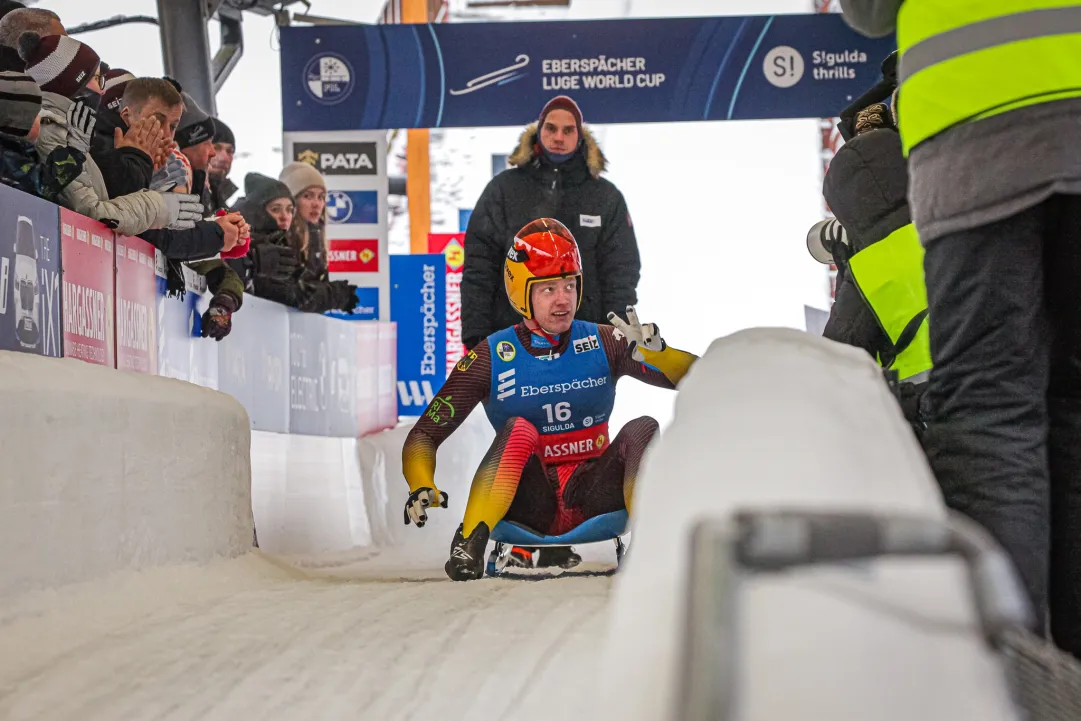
left=922, top=194, right=1081, bottom=657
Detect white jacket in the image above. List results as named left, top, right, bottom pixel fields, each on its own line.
left=36, top=93, right=170, bottom=236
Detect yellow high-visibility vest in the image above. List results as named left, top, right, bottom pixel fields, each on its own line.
left=848, top=223, right=932, bottom=383
left=897, top=0, right=1081, bottom=154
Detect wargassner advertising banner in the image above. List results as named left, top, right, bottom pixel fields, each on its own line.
left=60, top=209, right=115, bottom=367
left=427, top=232, right=465, bottom=378
left=280, top=13, right=894, bottom=131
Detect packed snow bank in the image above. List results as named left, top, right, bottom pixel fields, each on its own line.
left=600, top=329, right=1018, bottom=721
left=0, top=351, right=253, bottom=600
left=251, top=407, right=495, bottom=557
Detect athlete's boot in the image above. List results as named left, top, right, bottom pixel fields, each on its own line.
left=445, top=522, right=490, bottom=581
left=537, top=545, right=582, bottom=569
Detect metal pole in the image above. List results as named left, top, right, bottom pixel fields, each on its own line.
left=156, top=0, right=217, bottom=115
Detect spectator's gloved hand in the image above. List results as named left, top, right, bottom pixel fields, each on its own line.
left=65, top=99, right=97, bottom=153
left=154, top=138, right=178, bottom=173
left=150, top=154, right=188, bottom=192
left=251, top=243, right=300, bottom=282
left=161, top=192, right=204, bottom=230
left=200, top=292, right=238, bottom=341
left=331, top=280, right=360, bottom=313
left=608, top=304, right=665, bottom=363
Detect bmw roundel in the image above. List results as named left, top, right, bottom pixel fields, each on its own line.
left=304, top=54, right=354, bottom=105
left=326, top=190, right=353, bottom=223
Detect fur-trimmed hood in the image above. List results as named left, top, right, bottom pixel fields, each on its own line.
left=508, top=122, right=607, bottom=179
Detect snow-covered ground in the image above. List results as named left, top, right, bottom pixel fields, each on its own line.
left=0, top=549, right=616, bottom=721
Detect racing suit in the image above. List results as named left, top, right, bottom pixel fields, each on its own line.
left=403, top=320, right=696, bottom=539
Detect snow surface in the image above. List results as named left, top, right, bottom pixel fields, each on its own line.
left=0, top=553, right=615, bottom=721
left=1, top=403, right=615, bottom=721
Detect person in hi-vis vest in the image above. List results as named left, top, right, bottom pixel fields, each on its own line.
left=807, top=102, right=930, bottom=437
left=842, top=1, right=1081, bottom=656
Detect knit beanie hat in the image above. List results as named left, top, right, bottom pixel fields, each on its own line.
left=245, top=172, right=293, bottom=209
left=0, top=69, right=40, bottom=136
left=279, top=161, right=325, bottom=198
left=101, top=68, right=135, bottom=112
left=538, top=95, right=583, bottom=134
left=18, top=32, right=100, bottom=98
left=211, top=117, right=235, bottom=147
left=175, top=90, right=214, bottom=149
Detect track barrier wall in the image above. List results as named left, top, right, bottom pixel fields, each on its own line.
left=0, top=184, right=463, bottom=597
left=0, top=183, right=399, bottom=439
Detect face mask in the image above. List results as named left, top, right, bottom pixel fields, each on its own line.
left=72, top=87, right=101, bottom=111
left=543, top=146, right=576, bottom=165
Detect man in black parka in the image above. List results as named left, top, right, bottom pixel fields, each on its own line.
left=461, top=95, right=641, bottom=351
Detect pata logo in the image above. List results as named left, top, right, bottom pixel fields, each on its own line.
left=294, top=142, right=378, bottom=176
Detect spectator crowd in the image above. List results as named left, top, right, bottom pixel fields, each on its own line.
left=0, top=2, right=361, bottom=341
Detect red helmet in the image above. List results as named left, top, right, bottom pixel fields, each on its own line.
left=504, top=218, right=583, bottom=319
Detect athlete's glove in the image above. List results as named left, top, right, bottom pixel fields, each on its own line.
left=404, top=487, right=449, bottom=528
left=608, top=304, right=665, bottom=363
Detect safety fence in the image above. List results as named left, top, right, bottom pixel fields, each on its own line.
left=0, top=182, right=397, bottom=437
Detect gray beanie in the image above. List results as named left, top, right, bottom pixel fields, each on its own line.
left=175, top=91, right=214, bottom=149
left=0, top=69, right=40, bottom=137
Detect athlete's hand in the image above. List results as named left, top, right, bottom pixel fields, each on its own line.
left=608, top=304, right=666, bottom=362
left=404, top=487, right=449, bottom=527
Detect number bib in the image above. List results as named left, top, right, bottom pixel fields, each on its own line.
left=484, top=321, right=616, bottom=464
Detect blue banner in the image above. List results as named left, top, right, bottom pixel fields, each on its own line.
left=458, top=209, right=472, bottom=233
left=0, top=184, right=61, bottom=357
left=390, top=255, right=446, bottom=417
left=218, top=295, right=290, bottom=433
left=325, top=285, right=379, bottom=322
left=280, top=14, right=894, bottom=131
left=326, top=190, right=379, bottom=225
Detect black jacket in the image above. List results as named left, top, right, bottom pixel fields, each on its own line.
left=90, top=108, right=154, bottom=199
left=822, top=127, right=911, bottom=366
left=231, top=196, right=339, bottom=313
left=0, top=131, right=84, bottom=202
left=90, top=113, right=224, bottom=261
left=209, top=174, right=238, bottom=213
left=461, top=123, right=640, bottom=349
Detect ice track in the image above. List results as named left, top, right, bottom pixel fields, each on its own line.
left=0, top=550, right=615, bottom=721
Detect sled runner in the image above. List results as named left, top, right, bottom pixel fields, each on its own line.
left=485, top=509, right=629, bottom=577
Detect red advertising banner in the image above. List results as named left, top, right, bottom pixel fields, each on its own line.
left=59, top=209, right=114, bottom=367
left=328, top=238, right=380, bottom=273
left=427, top=232, right=465, bottom=377
left=355, top=321, right=379, bottom=437
left=377, top=321, right=397, bottom=430
left=114, top=235, right=158, bottom=374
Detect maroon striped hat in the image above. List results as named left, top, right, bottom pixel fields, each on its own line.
left=102, top=68, right=135, bottom=111
left=18, top=33, right=100, bottom=99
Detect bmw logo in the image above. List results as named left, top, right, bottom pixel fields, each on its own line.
left=326, top=190, right=353, bottom=224
left=304, top=53, right=354, bottom=105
